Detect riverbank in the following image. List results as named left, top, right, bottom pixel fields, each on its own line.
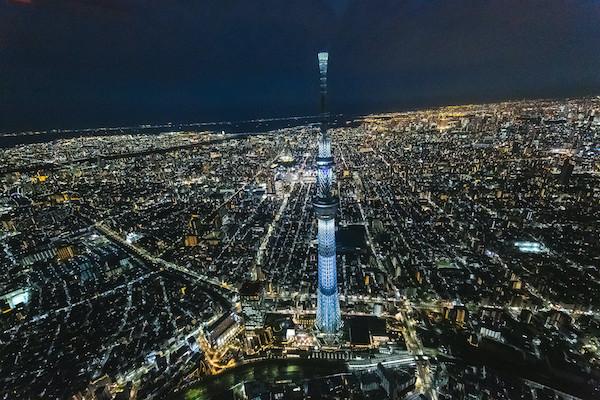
left=176, top=359, right=348, bottom=400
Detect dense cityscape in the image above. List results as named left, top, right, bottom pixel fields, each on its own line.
left=1, top=82, right=600, bottom=399
left=5, top=0, right=600, bottom=398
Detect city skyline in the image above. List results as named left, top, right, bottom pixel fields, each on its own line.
left=1, top=94, right=600, bottom=400
left=2, top=2, right=600, bottom=400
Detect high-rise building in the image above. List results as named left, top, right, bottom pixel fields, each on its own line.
left=239, top=280, right=265, bottom=330
left=314, top=52, right=341, bottom=334
left=266, top=175, right=276, bottom=195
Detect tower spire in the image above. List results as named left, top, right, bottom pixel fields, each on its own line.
left=314, top=51, right=341, bottom=334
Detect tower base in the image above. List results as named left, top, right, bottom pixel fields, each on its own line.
left=315, top=327, right=344, bottom=348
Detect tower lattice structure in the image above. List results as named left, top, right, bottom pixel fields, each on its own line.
left=314, top=52, right=341, bottom=334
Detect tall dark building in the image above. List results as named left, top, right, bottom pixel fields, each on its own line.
left=560, top=159, right=574, bottom=186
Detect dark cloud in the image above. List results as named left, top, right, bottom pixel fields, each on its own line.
left=1, top=0, right=600, bottom=132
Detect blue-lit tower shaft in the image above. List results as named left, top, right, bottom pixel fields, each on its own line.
left=315, top=52, right=341, bottom=333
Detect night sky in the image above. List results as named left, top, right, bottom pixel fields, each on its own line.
left=2, top=0, right=600, bottom=132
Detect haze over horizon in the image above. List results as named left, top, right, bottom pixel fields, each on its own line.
left=2, top=0, right=600, bottom=132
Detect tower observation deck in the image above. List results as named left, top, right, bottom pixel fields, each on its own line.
left=314, top=52, right=341, bottom=334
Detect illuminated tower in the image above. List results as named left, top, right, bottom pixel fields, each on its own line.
left=314, top=52, right=341, bottom=334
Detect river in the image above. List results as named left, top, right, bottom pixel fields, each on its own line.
left=178, top=359, right=348, bottom=400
